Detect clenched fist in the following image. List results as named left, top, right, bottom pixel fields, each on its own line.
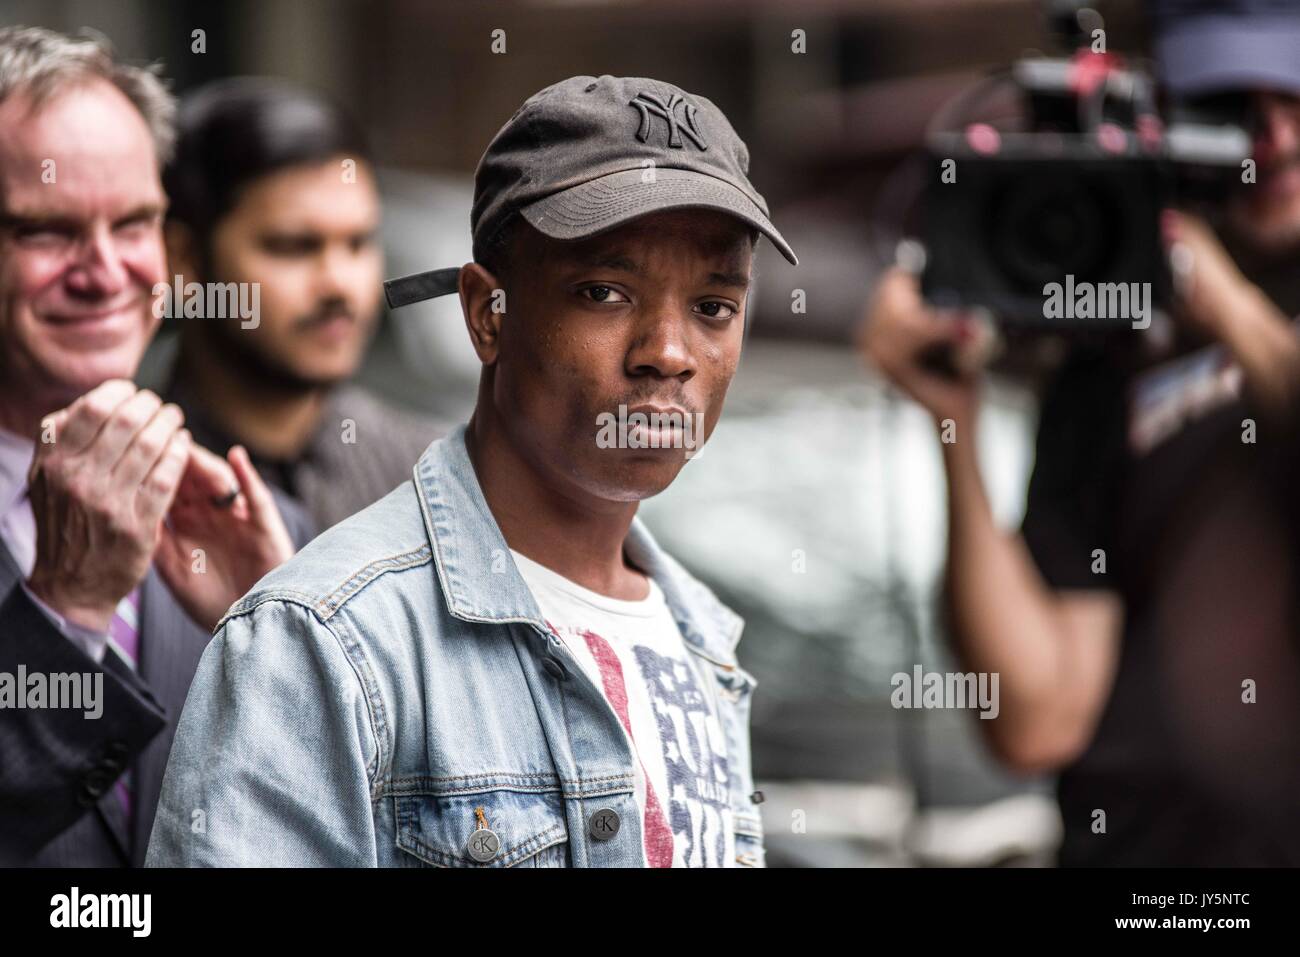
left=26, top=379, right=190, bottom=633
left=857, top=267, right=995, bottom=429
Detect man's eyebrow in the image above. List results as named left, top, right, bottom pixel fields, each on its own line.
left=0, top=202, right=165, bottom=228
left=575, top=252, right=643, bottom=275
left=117, top=202, right=166, bottom=220
left=573, top=252, right=750, bottom=289
left=706, top=269, right=751, bottom=289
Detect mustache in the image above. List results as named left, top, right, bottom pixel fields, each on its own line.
left=610, top=391, right=698, bottom=416
left=293, top=301, right=357, bottom=329
left=49, top=293, right=151, bottom=321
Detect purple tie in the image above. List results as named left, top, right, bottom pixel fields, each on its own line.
left=107, top=589, right=140, bottom=819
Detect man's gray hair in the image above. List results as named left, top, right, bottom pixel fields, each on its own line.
left=0, top=25, right=175, bottom=161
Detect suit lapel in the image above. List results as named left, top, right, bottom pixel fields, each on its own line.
left=130, top=567, right=209, bottom=865
left=0, top=534, right=21, bottom=591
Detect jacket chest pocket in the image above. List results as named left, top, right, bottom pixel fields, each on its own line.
left=394, top=789, right=570, bottom=868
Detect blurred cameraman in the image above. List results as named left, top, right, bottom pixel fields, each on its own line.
left=862, top=0, right=1300, bottom=866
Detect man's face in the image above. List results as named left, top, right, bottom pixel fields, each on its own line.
left=1228, top=89, right=1300, bottom=253
left=200, top=158, right=383, bottom=388
left=0, top=79, right=166, bottom=410
left=488, top=208, right=754, bottom=504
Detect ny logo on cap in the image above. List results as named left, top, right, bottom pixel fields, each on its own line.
left=629, top=91, right=708, bottom=151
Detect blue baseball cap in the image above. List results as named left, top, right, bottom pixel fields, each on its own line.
left=1151, top=0, right=1300, bottom=97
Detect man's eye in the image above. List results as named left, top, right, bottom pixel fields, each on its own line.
left=14, top=224, right=75, bottom=244
left=582, top=285, right=628, bottom=304
left=695, top=301, right=737, bottom=320
left=262, top=236, right=320, bottom=256
left=114, top=215, right=156, bottom=237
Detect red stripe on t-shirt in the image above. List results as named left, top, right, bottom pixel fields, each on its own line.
left=578, top=628, right=675, bottom=868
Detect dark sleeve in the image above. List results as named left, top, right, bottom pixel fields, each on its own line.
left=272, top=487, right=317, bottom=550
left=1020, top=353, right=1128, bottom=591
left=0, top=585, right=167, bottom=863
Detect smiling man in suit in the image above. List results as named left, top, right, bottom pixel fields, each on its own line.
left=0, top=26, right=310, bottom=866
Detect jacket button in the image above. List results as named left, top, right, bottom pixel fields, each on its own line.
left=81, top=768, right=110, bottom=800
left=542, top=657, right=567, bottom=680
left=589, top=807, right=620, bottom=841
left=466, top=827, right=501, bottom=863
left=100, top=754, right=124, bottom=773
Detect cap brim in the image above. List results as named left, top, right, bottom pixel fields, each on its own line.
left=383, top=266, right=461, bottom=308
left=519, top=167, right=798, bottom=266
left=1157, top=16, right=1300, bottom=97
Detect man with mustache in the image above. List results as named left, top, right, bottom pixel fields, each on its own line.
left=861, top=0, right=1300, bottom=865
left=0, top=26, right=305, bottom=866
left=161, top=78, right=442, bottom=532
left=148, top=75, right=795, bottom=867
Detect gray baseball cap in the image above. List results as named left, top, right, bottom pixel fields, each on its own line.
left=385, top=74, right=796, bottom=308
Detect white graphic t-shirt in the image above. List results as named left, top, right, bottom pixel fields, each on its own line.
left=510, top=549, right=734, bottom=867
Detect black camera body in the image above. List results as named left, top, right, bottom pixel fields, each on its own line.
left=923, top=132, right=1171, bottom=326
left=920, top=44, right=1249, bottom=327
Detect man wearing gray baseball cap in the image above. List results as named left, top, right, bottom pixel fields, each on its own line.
left=149, top=75, right=792, bottom=867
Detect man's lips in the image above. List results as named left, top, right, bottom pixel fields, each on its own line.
left=625, top=403, right=693, bottom=421
left=620, top=403, right=702, bottom=452
left=298, top=311, right=356, bottom=329
left=42, top=303, right=144, bottom=326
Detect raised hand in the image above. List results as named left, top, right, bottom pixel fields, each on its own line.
left=857, top=267, right=993, bottom=428
left=154, top=443, right=296, bottom=632
left=26, top=380, right=190, bottom=633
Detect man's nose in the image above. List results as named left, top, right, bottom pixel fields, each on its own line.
left=65, top=224, right=129, bottom=298
left=626, top=306, right=695, bottom=381
left=314, top=242, right=365, bottom=301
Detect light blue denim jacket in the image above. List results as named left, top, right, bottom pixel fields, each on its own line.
left=145, top=425, right=764, bottom=867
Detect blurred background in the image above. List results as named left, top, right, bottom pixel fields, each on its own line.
left=1, top=0, right=1164, bottom=866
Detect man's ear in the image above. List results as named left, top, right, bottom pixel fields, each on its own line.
left=459, top=262, right=507, bottom=364
left=164, top=220, right=202, bottom=282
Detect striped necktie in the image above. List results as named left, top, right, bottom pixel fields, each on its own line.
left=107, top=589, right=141, bottom=819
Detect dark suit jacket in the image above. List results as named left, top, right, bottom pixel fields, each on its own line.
left=0, top=495, right=313, bottom=866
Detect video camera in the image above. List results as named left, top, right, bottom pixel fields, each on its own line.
left=919, top=0, right=1250, bottom=327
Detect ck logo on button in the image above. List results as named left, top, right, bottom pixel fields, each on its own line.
left=589, top=807, right=621, bottom=841
left=467, top=827, right=500, bottom=863
left=629, top=91, right=707, bottom=150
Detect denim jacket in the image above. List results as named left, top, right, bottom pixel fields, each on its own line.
left=145, top=425, right=764, bottom=867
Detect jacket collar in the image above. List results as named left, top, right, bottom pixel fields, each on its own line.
left=413, top=424, right=743, bottom=667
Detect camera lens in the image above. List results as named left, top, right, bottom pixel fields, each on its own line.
left=987, top=167, right=1119, bottom=292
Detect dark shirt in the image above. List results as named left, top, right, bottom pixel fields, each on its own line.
left=167, top=379, right=444, bottom=533
left=1022, top=343, right=1300, bottom=866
